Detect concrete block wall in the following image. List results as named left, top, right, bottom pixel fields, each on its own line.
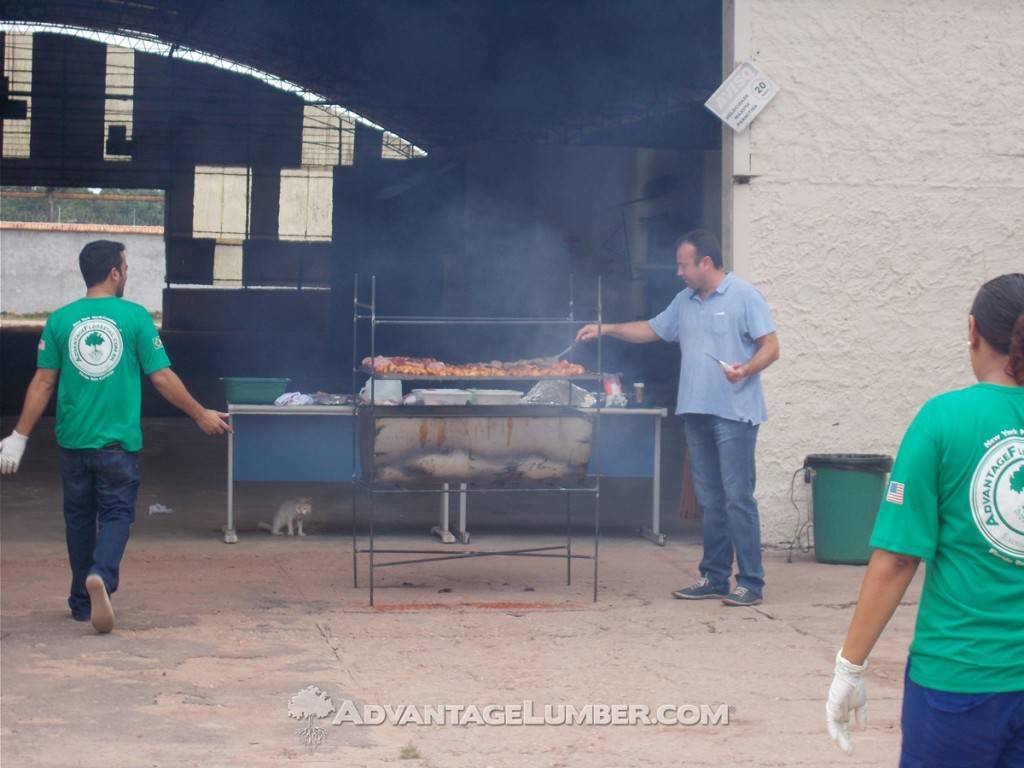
left=0, top=223, right=165, bottom=313
left=735, top=0, right=1024, bottom=542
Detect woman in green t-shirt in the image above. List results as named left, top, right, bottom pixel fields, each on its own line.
left=826, top=273, right=1024, bottom=767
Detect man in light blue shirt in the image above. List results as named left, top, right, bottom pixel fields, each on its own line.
left=577, top=230, right=779, bottom=606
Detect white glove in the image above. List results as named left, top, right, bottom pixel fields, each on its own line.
left=826, top=650, right=868, bottom=755
left=0, top=431, right=28, bottom=475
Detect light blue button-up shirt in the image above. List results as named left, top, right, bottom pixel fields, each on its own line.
left=648, top=273, right=775, bottom=424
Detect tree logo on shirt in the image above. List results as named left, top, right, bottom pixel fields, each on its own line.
left=68, top=316, right=123, bottom=381
left=970, top=436, right=1024, bottom=560
left=1011, top=466, right=1024, bottom=495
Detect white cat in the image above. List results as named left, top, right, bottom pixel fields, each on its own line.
left=258, top=497, right=312, bottom=536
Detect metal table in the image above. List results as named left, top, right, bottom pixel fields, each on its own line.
left=225, top=404, right=666, bottom=545
left=429, top=407, right=668, bottom=545
left=600, top=407, right=668, bottom=546
left=224, top=404, right=357, bottom=543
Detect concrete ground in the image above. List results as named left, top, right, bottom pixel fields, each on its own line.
left=0, top=419, right=920, bottom=767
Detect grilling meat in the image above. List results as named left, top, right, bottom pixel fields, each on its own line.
left=363, top=355, right=586, bottom=378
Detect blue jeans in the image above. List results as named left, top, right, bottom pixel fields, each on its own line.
left=60, top=447, right=139, bottom=617
left=683, top=414, right=764, bottom=594
left=900, top=657, right=1024, bottom=767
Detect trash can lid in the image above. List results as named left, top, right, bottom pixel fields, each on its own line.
left=804, top=453, right=893, bottom=473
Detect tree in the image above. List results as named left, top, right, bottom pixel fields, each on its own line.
left=84, top=332, right=105, bottom=361
left=0, top=186, right=164, bottom=225
left=288, top=686, right=335, bottom=749
left=1010, top=464, right=1024, bottom=495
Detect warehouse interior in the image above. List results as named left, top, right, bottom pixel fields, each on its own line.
left=2, top=0, right=723, bottom=405
left=2, top=0, right=723, bottom=535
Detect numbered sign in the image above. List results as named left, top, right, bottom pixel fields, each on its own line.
left=704, top=62, right=779, bottom=132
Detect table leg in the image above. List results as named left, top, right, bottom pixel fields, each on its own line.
left=223, top=420, right=238, bottom=544
left=641, top=416, right=666, bottom=546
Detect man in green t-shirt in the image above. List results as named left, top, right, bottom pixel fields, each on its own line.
left=0, top=240, right=231, bottom=634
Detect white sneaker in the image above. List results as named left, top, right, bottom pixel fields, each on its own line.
left=85, top=574, right=115, bottom=633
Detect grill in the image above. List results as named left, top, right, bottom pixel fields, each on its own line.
left=351, top=273, right=605, bottom=606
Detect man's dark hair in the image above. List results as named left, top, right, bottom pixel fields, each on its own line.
left=676, top=229, right=723, bottom=269
left=79, top=240, right=125, bottom=287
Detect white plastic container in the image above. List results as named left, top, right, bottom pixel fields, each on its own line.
left=410, top=388, right=472, bottom=405
left=467, top=389, right=524, bottom=405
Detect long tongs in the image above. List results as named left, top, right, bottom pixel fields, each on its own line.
left=526, top=341, right=577, bottom=367
left=552, top=341, right=576, bottom=360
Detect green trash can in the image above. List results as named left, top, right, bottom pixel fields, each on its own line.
left=804, top=454, right=893, bottom=565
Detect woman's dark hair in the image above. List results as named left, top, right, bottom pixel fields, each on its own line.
left=675, top=229, right=723, bottom=269
left=971, top=273, right=1024, bottom=384
left=79, top=240, right=125, bottom=287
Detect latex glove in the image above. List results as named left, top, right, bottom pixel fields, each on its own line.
left=0, top=430, right=28, bottom=474
left=826, top=650, right=868, bottom=755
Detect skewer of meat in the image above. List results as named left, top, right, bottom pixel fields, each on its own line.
left=363, top=355, right=584, bottom=377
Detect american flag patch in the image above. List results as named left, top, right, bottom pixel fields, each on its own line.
left=886, top=481, right=905, bottom=505
left=37, top=339, right=46, bottom=351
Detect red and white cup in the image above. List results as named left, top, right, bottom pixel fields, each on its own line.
left=602, top=374, right=622, bottom=396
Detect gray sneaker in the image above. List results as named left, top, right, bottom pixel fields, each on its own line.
left=672, top=577, right=730, bottom=600
left=721, top=586, right=762, bottom=606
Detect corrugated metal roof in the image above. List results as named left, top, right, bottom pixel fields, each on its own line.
left=0, top=0, right=722, bottom=152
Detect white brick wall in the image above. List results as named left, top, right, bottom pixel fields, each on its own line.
left=738, top=0, right=1024, bottom=542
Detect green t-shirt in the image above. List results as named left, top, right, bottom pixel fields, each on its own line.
left=37, top=297, right=171, bottom=452
left=870, top=383, right=1024, bottom=693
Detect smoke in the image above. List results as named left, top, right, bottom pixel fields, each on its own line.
left=354, top=139, right=702, bottom=386
left=338, top=0, right=721, bottom=147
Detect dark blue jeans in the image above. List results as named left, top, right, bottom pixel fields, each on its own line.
left=683, top=414, right=765, bottom=594
left=900, top=657, right=1024, bottom=767
left=60, top=447, right=139, bottom=617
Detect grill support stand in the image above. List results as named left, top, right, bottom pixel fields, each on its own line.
left=352, top=273, right=604, bottom=607
left=430, top=483, right=470, bottom=544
